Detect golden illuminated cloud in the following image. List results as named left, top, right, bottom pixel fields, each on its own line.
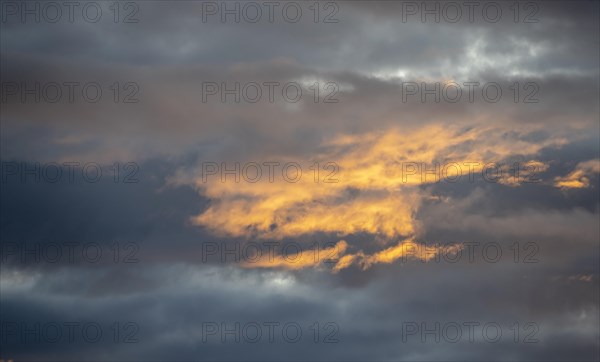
left=186, top=124, right=565, bottom=270
left=497, top=160, right=549, bottom=187
left=239, top=239, right=462, bottom=272
left=332, top=239, right=463, bottom=272
left=554, top=159, right=600, bottom=189
left=241, top=240, right=349, bottom=270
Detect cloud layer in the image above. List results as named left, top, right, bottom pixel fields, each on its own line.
left=1, top=1, right=598, bottom=360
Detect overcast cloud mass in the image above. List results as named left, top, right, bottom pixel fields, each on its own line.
left=0, top=0, right=599, bottom=361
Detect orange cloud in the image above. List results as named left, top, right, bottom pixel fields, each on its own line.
left=554, top=159, right=600, bottom=189
left=241, top=240, right=349, bottom=270
left=497, top=160, right=549, bottom=187
left=184, top=124, right=564, bottom=271
left=333, top=239, right=463, bottom=272
left=238, top=239, right=462, bottom=273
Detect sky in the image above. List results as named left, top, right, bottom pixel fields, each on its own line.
left=0, top=0, right=599, bottom=361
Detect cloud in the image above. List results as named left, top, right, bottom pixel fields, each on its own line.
left=332, top=239, right=463, bottom=272
left=173, top=124, right=570, bottom=272
left=1, top=1, right=598, bottom=360
left=187, top=124, right=565, bottom=238
left=554, top=159, right=600, bottom=189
